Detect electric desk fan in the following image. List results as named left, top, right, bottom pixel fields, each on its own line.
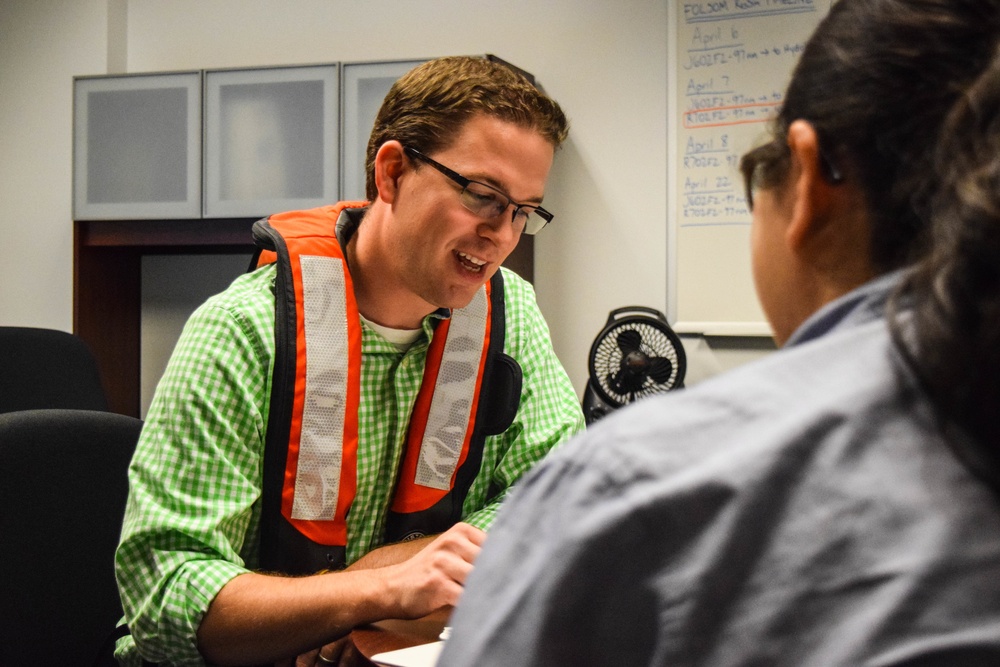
left=583, top=306, right=686, bottom=425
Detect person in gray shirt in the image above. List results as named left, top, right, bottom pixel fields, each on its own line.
left=439, top=1, right=1000, bottom=665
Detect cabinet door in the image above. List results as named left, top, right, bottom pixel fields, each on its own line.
left=204, top=64, right=339, bottom=218
left=340, top=60, right=426, bottom=202
left=73, top=72, right=202, bottom=220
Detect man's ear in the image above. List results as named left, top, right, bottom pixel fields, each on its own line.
left=373, top=141, right=407, bottom=204
left=784, top=119, right=836, bottom=252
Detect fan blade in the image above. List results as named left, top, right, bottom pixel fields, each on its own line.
left=617, top=328, right=642, bottom=354
left=647, top=357, right=674, bottom=385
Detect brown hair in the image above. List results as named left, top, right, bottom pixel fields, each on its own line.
left=364, top=56, right=569, bottom=201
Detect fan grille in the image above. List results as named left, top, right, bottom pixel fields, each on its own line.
left=592, top=320, right=682, bottom=406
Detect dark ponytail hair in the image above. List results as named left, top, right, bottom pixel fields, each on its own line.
left=891, top=48, right=1000, bottom=449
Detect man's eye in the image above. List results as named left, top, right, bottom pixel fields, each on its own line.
left=468, top=190, right=499, bottom=205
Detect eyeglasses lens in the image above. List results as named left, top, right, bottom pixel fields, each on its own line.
left=521, top=210, right=549, bottom=235
left=460, top=182, right=507, bottom=218
left=459, top=182, right=550, bottom=235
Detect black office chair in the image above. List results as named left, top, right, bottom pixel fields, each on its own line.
left=0, top=326, right=109, bottom=414
left=0, top=408, right=143, bottom=667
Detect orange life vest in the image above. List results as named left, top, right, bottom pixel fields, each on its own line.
left=251, top=203, right=520, bottom=574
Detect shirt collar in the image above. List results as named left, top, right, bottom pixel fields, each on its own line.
left=785, top=270, right=904, bottom=348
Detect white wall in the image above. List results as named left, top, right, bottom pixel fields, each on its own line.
left=0, top=0, right=108, bottom=331
left=0, top=0, right=774, bottom=416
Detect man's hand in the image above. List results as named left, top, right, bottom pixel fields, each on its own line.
left=302, top=523, right=486, bottom=665
left=379, top=522, right=486, bottom=619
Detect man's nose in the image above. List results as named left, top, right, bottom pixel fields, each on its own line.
left=478, top=208, right=518, bottom=246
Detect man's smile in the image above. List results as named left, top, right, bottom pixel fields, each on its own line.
left=456, top=250, right=488, bottom=273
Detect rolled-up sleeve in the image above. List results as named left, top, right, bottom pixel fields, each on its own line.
left=115, top=271, right=275, bottom=665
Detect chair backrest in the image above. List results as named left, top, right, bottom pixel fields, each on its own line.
left=0, top=326, right=109, bottom=414
left=0, top=408, right=143, bottom=667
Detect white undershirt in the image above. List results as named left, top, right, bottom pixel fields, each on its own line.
left=359, top=314, right=423, bottom=352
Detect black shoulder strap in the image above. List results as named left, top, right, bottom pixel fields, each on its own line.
left=383, top=269, right=522, bottom=540
left=450, top=269, right=521, bottom=517
left=252, top=217, right=322, bottom=573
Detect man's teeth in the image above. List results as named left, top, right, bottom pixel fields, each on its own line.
left=457, top=251, right=486, bottom=270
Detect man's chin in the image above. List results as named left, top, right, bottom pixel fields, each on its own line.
left=439, top=284, right=490, bottom=312
left=442, top=293, right=477, bottom=312
left=441, top=268, right=498, bottom=309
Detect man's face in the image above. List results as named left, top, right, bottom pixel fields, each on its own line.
left=386, top=115, right=555, bottom=312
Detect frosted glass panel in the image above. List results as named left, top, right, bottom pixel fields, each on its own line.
left=218, top=81, right=323, bottom=200
left=341, top=60, right=425, bottom=201
left=74, top=72, right=201, bottom=219
left=87, top=88, right=188, bottom=203
left=205, top=65, right=339, bottom=218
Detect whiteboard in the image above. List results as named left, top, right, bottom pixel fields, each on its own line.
left=667, top=1, right=832, bottom=335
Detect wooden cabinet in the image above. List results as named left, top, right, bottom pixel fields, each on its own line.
left=74, top=218, right=255, bottom=416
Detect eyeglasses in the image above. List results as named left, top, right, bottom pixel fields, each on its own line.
left=740, top=137, right=844, bottom=212
left=739, top=140, right=790, bottom=212
left=403, top=146, right=553, bottom=235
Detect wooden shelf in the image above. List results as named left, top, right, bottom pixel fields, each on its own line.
left=76, top=217, right=257, bottom=249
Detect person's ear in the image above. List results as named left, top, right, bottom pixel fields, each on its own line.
left=373, top=141, right=407, bottom=204
left=784, top=120, right=837, bottom=252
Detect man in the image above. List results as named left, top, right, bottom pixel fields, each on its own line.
left=114, top=56, right=584, bottom=666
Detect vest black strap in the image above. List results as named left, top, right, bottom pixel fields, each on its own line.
left=452, top=269, right=521, bottom=512
left=254, top=216, right=304, bottom=573
left=383, top=269, right=521, bottom=543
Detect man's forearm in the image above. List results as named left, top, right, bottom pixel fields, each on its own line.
left=196, top=569, right=397, bottom=665
left=346, top=534, right=438, bottom=570
left=195, top=523, right=484, bottom=666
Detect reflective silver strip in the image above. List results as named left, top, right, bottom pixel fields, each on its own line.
left=291, top=255, right=349, bottom=521
left=414, top=285, right=489, bottom=490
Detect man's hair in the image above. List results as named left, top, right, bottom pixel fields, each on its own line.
left=365, top=56, right=569, bottom=200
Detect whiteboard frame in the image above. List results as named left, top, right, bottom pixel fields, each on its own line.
left=666, top=3, right=833, bottom=337
left=666, top=3, right=680, bottom=328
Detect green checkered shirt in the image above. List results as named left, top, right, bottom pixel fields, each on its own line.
left=114, top=264, right=584, bottom=666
